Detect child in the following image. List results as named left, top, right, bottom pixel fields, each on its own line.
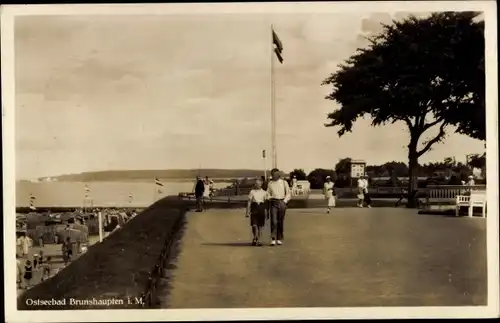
left=40, top=256, right=52, bottom=282
left=33, top=253, right=39, bottom=269
left=62, top=237, right=73, bottom=266
left=23, top=260, right=33, bottom=289
left=246, top=177, right=267, bottom=246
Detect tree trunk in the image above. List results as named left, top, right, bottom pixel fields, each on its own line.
left=406, top=142, right=419, bottom=208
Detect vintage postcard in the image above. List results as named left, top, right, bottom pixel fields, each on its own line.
left=2, top=1, right=499, bottom=322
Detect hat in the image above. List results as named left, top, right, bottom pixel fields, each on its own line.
left=326, top=176, right=331, bottom=179
left=468, top=175, right=473, bottom=179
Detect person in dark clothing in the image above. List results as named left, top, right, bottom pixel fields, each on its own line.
left=193, top=176, right=205, bottom=212
left=23, top=260, right=33, bottom=289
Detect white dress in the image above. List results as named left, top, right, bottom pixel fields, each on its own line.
left=203, top=182, right=210, bottom=198
left=324, top=182, right=336, bottom=207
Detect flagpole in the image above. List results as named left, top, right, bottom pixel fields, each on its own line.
left=271, top=24, right=277, bottom=169
left=153, top=177, right=157, bottom=202
left=263, top=150, right=267, bottom=181
left=98, top=211, right=103, bottom=242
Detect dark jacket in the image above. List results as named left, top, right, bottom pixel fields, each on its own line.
left=195, top=180, right=205, bottom=196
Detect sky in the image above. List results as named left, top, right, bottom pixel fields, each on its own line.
left=14, top=11, right=486, bottom=179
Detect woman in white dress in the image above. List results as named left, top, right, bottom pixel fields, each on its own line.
left=203, top=177, right=211, bottom=203
left=323, top=176, right=336, bottom=213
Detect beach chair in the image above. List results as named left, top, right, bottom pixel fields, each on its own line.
left=455, top=195, right=470, bottom=217
left=468, top=191, right=487, bottom=218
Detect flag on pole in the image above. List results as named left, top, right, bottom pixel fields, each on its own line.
left=29, top=194, right=36, bottom=210
left=154, top=177, right=164, bottom=186
left=84, top=184, right=91, bottom=197
left=272, top=28, right=284, bottom=64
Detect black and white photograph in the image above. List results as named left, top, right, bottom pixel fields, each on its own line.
left=2, top=1, right=498, bottom=322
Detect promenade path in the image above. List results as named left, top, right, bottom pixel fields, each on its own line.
left=162, top=207, right=486, bottom=308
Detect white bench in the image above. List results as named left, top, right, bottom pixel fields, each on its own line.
left=455, top=191, right=487, bottom=217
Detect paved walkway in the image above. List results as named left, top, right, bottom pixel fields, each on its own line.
left=163, top=207, right=486, bottom=308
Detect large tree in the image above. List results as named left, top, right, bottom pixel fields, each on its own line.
left=307, top=168, right=337, bottom=189
left=322, top=12, right=485, bottom=207
left=290, top=169, right=307, bottom=180
left=334, top=157, right=352, bottom=175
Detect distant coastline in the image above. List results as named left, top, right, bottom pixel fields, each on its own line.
left=33, top=169, right=265, bottom=183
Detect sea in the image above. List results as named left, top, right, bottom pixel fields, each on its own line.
left=15, top=181, right=231, bottom=208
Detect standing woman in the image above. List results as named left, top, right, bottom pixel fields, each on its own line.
left=357, top=176, right=366, bottom=207
left=203, top=177, right=211, bottom=207
left=323, top=176, right=336, bottom=213
left=363, top=174, right=372, bottom=208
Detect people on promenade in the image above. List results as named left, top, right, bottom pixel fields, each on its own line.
left=323, top=176, right=336, bottom=213
left=267, top=168, right=291, bottom=246
left=193, top=176, right=205, bottom=212
left=357, top=176, right=366, bottom=207
left=246, top=177, right=268, bottom=246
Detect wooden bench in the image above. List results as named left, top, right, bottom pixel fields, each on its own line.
left=424, top=185, right=486, bottom=206
left=178, top=192, right=196, bottom=200
left=455, top=191, right=487, bottom=217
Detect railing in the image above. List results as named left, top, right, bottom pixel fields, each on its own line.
left=139, top=211, right=185, bottom=308
left=178, top=185, right=487, bottom=206
left=179, top=188, right=254, bottom=202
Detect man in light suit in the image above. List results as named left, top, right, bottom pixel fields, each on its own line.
left=266, top=168, right=291, bottom=246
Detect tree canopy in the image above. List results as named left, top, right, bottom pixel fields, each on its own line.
left=290, top=169, right=307, bottom=180
left=322, top=12, right=485, bottom=204
left=307, top=168, right=337, bottom=189
left=334, top=157, right=352, bottom=175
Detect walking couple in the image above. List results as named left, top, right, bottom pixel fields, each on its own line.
left=246, top=168, right=291, bottom=246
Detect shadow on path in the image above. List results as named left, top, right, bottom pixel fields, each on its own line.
left=202, top=242, right=253, bottom=247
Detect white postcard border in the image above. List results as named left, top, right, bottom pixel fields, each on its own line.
left=2, top=1, right=498, bottom=322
